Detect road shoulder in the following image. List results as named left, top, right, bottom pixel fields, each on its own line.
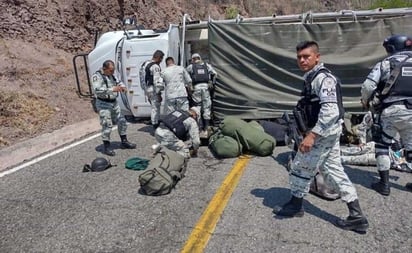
left=0, top=118, right=100, bottom=172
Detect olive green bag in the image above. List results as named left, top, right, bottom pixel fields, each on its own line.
left=138, top=147, right=187, bottom=196
left=220, top=116, right=276, bottom=156
left=209, top=131, right=243, bottom=158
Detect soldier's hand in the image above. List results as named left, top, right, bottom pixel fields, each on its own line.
left=208, top=82, right=214, bottom=90
left=299, top=132, right=317, bottom=153
left=113, top=86, right=126, bottom=92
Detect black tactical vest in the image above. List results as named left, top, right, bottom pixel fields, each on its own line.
left=145, top=62, right=158, bottom=86
left=297, top=67, right=344, bottom=128
left=191, top=63, right=210, bottom=84
left=160, top=110, right=190, bottom=139
left=379, top=53, right=412, bottom=101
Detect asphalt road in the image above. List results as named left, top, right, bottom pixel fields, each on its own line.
left=0, top=122, right=411, bottom=253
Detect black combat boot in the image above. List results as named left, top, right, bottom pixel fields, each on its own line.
left=371, top=170, right=390, bottom=196
left=336, top=199, right=369, bottom=234
left=120, top=135, right=136, bottom=149
left=406, top=182, right=412, bottom=191
left=272, top=196, right=304, bottom=217
left=103, top=141, right=115, bottom=156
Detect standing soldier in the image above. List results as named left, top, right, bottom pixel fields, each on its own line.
left=141, top=50, right=165, bottom=129
left=360, top=34, right=412, bottom=195
left=154, top=107, right=200, bottom=159
left=273, top=41, right=369, bottom=234
left=92, top=60, right=136, bottom=156
left=186, top=53, right=217, bottom=137
left=161, top=57, right=192, bottom=114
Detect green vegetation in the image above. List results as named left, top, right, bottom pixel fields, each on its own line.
left=225, top=5, right=238, bottom=19
left=370, top=0, right=412, bottom=9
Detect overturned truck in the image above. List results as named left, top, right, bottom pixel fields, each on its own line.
left=73, top=7, right=412, bottom=122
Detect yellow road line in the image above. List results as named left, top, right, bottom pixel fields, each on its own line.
left=180, top=155, right=251, bottom=253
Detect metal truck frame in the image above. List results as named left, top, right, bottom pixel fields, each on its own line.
left=73, top=7, right=412, bottom=119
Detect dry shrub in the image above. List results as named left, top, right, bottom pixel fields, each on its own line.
left=0, top=91, right=54, bottom=145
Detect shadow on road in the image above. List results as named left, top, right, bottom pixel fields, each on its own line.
left=251, top=187, right=340, bottom=225
left=344, top=165, right=409, bottom=193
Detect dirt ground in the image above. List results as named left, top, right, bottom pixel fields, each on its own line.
left=0, top=38, right=96, bottom=148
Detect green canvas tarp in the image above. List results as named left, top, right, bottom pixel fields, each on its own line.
left=208, top=15, right=412, bottom=120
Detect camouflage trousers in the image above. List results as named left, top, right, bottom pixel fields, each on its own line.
left=154, top=126, right=190, bottom=159
left=341, top=142, right=376, bottom=166
left=376, top=104, right=412, bottom=172
left=289, top=133, right=358, bottom=203
left=96, top=100, right=127, bottom=141
left=165, top=97, right=189, bottom=114
left=146, top=87, right=161, bottom=125
left=192, top=84, right=211, bottom=120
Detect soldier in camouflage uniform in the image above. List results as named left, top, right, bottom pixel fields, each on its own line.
left=161, top=57, right=192, bottom=114
left=92, top=60, right=136, bottom=156
left=186, top=53, right=217, bottom=137
left=341, top=111, right=376, bottom=165
left=273, top=41, right=369, bottom=234
left=340, top=111, right=407, bottom=168
left=154, top=107, right=200, bottom=159
left=361, top=35, right=412, bottom=195
left=141, top=50, right=165, bottom=129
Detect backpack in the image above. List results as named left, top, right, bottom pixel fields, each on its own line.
left=138, top=147, right=187, bottom=196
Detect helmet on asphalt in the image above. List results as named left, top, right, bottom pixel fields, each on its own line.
left=91, top=157, right=111, bottom=171
left=86, top=157, right=112, bottom=172
left=383, top=34, right=412, bottom=54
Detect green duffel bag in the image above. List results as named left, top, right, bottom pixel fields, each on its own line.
left=220, top=117, right=275, bottom=156
left=242, top=120, right=276, bottom=156
left=138, top=147, right=187, bottom=196
left=220, top=116, right=248, bottom=139
left=209, top=131, right=243, bottom=158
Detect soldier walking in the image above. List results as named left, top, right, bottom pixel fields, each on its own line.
left=273, top=41, right=369, bottom=234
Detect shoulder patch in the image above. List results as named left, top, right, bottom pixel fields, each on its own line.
left=93, top=75, right=98, bottom=82
left=319, top=76, right=337, bottom=103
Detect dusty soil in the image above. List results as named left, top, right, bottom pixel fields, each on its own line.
left=0, top=38, right=96, bottom=147
left=0, top=0, right=364, bottom=149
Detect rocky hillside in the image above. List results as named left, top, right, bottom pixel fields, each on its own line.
left=0, top=0, right=389, bottom=148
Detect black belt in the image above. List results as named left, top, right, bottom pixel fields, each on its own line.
left=97, top=97, right=117, bottom=103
